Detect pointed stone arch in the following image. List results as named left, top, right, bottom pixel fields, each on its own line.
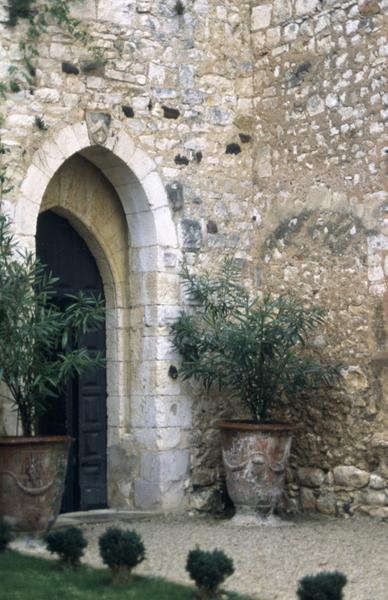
left=12, top=120, right=190, bottom=511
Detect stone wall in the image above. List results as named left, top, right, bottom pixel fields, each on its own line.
left=0, top=0, right=387, bottom=516
left=0, top=0, right=255, bottom=511
left=248, top=0, right=388, bottom=517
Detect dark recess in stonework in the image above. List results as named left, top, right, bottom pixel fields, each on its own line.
left=174, top=154, right=189, bottom=166
left=239, top=134, right=251, bottom=144
left=226, top=143, right=241, bottom=155
left=35, top=116, right=48, bottom=130
left=207, top=221, right=218, bottom=234
left=162, top=106, right=180, bottom=119
left=62, top=62, right=80, bottom=75
left=195, top=151, right=203, bottom=163
left=80, top=60, right=105, bottom=74
left=122, top=105, right=135, bottom=118
left=181, top=219, right=202, bottom=251
left=166, top=182, right=184, bottom=211
left=175, top=0, right=185, bottom=15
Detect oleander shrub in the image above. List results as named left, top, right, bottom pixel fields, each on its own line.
left=98, top=527, right=146, bottom=585
left=297, top=571, right=347, bottom=600
left=45, top=527, right=88, bottom=568
left=0, top=519, right=12, bottom=553
left=186, top=547, right=234, bottom=599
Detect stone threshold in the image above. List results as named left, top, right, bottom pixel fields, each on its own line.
left=55, top=508, right=164, bottom=528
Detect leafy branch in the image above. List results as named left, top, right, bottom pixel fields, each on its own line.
left=0, top=214, right=106, bottom=436
left=171, top=258, right=341, bottom=423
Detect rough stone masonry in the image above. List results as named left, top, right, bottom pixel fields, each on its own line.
left=0, top=0, right=387, bottom=517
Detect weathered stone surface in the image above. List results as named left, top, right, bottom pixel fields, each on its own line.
left=298, top=468, right=325, bottom=488
left=361, top=490, right=386, bottom=506
left=370, top=474, right=386, bottom=490
left=358, top=0, right=380, bottom=15
left=360, top=506, right=388, bottom=519
left=180, top=219, right=202, bottom=251
left=1, top=0, right=387, bottom=517
left=252, top=5, right=272, bottom=31
left=316, top=495, right=336, bottom=516
left=300, top=487, right=317, bottom=510
left=333, top=467, right=370, bottom=489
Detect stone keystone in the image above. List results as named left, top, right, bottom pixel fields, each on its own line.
left=333, top=466, right=370, bottom=489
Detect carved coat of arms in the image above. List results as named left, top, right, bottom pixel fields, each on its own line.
left=86, top=112, right=112, bottom=145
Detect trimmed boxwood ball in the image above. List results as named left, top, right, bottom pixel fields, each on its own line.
left=0, top=519, right=12, bottom=553
left=186, top=547, right=234, bottom=599
left=45, top=527, right=88, bottom=568
left=297, top=571, right=347, bottom=600
left=99, top=528, right=146, bottom=585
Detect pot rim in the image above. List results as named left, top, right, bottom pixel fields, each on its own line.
left=218, top=420, right=300, bottom=432
left=0, top=435, right=72, bottom=445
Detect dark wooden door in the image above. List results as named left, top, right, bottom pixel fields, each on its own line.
left=36, top=211, right=107, bottom=512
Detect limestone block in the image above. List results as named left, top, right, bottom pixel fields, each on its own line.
left=252, top=5, right=272, bottom=31
left=316, top=495, right=336, bottom=515
left=19, top=161, right=51, bottom=206
left=273, top=0, right=292, bottom=21
left=107, top=395, right=124, bottom=429
left=131, top=271, right=181, bottom=305
left=69, top=0, right=97, bottom=19
left=34, top=88, right=60, bottom=104
left=342, top=367, right=369, bottom=393
left=333, top=466, right=370, bottom=488
left=141, top=171, right=169, bottom=211
left=360, top=506, right=388, bottom=519
left=141, top=335, right=178, bottom=361
left=131, top=395, right=192, bottom=429
left=126, top=210, right=157, bottom=248
left=154, top=207, right=178, bottom=248
left=6, top=114, right=35, bottom=128
left=14, top=196, right=40, bottom=237
left=134, top=359, right=181, bottom=396
left=140, top=449, right=189, bottom=483
left=307, top=95, right=325, bottom=116
left=257, top=145, right=272, bottom=178
left=134, top=427, right=183, bottom=451
left=134, top=479, right=161, bottom=509
left=179, top=219, right=203, bottom=251
left=98, top=0, right=133, bottom=23
left=143, top=304, right=182, bottom=327
left=295, top=0, right=319, bottom=17
left=298, top=467, right=325, bottom=488
left=300, top=487, right=317, bottom=510
left=31, top=143, right=66, bottom=178
left=361, top=490, right=386, bottom=506
left=358, top=0, right=380, bottom=15
left=370, top=474, right=386, bottom=490
left=111, top=132, right=136, bottom=167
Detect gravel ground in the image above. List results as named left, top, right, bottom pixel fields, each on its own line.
left=11, top=513, right=388, bottom=600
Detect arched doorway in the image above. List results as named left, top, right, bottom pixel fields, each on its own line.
left=36, top=210, right=107, bottom=513
left=12, top=121, right=189, bottom=512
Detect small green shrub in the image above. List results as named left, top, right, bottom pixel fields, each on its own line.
left=186, top=547, right=234, bottom=599
left=297, top=571, right=347, bottom=600
left=45, top=527, right=88, bottom=568
left=98, top=528, right=146, bottom=585
left=0, top=519, right=13, bottom=553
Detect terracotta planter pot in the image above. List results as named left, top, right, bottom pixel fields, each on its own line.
left=219, top=421, right=298, bottom=524
left=0, top=436, right=71, bottom=534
